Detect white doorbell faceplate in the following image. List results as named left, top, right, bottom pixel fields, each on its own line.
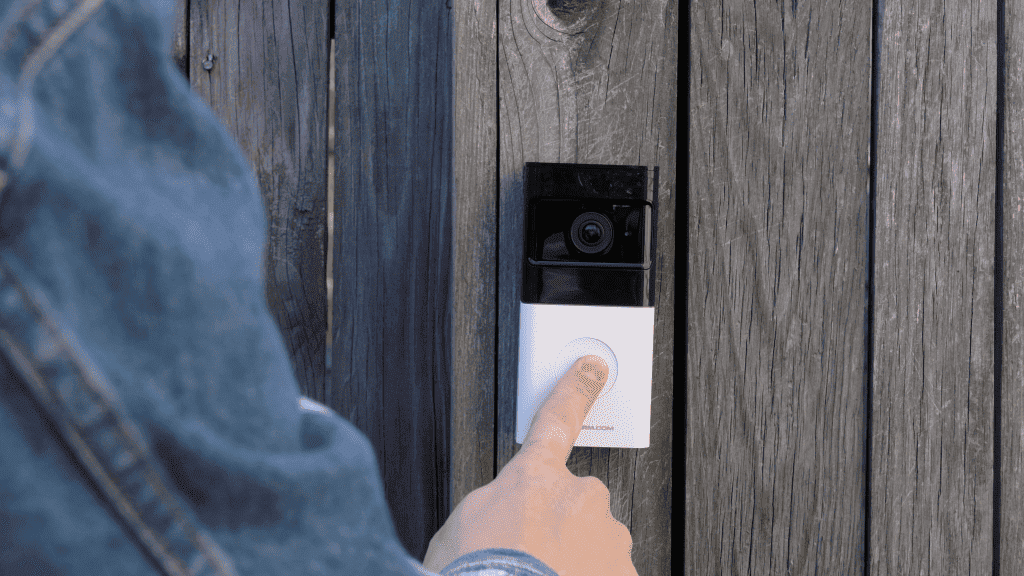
left=516, top=302, right=653, bottom=448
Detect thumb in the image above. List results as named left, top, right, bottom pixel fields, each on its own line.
left=520, top=355, right=609, bottom=464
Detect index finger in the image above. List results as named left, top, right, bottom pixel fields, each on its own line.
left=520, top=355, right=609, bottom=464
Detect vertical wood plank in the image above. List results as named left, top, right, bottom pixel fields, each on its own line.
left=331, top=0, right=453, bottom=561
left=189, top=0, right=329, bottom=401
left=1004, top=0, right=1024, bottom=571
left=497, top=0, right=676, bottom=572
left=872, top=0, right=996, bottom=572
left=687, top=0, right=870, bottom=573
left=451, top=0, right=498, bottom=515
left=172, top=0, right=188, bottom=78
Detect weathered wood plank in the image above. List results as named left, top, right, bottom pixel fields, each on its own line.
left=497, top=0, right=676, bottom=573
left=172, top=0, right=188, bottom=78
left=1003, top=0, right=1024, bottom=571
left=872, top=0, right=996, bottom=572
left=451, top=0, right=498, bottom=517
left=331, top=0, right=453, bottom=561
left=687, top=1, right=870, bottom=573
left=188, top=0, right=329, bottom=401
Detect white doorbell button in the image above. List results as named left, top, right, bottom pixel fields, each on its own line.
left=551, top=337, right=618, bottom=398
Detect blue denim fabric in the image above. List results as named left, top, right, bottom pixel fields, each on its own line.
left=438, top=549, right=559, bottom=576
left=0, top=1, right=558, bottom=575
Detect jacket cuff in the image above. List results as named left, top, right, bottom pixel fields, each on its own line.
left=439, top=548, right=559, bottom=576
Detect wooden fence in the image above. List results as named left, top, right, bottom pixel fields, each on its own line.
left=172, top=0, right=676, bottom=572
left=690, top=0, right=1024, bottom=573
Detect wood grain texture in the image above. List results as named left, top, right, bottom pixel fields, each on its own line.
left=189, top=0, right=329, bottom=401
left=331, top=0, right=453, bottom=561
left=872, top=0, right=996, bottom=572
left=687, top=1, right=870, bottom=573
left=451, top=0, right=498, bottom=515
left=172, top=0, right=188, bottom=78
left=497, top=0, right=676, bottom=573
left=1004, top=0, right=1024, bottom=571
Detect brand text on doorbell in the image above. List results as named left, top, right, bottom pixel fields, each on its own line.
left=516, top=162, right=657, bottom=449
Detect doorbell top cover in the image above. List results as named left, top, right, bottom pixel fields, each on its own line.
left=521, top=162, right=657, bottom=307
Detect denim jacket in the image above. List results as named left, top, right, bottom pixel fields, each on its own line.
left=0, top=0, right=557, bottom=574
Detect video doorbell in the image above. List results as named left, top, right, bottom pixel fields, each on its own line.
left=515, top=162, right=658, bottom=449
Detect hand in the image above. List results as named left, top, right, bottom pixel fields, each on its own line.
left=422, top=355, right=637, bottom=576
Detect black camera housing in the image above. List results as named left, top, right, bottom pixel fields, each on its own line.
left=522, top=162, right=657, bottom=307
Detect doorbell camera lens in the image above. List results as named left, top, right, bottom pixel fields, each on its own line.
left=570, top=211, right=614, bottom=254
left=529, top=200, right=645, bottom=264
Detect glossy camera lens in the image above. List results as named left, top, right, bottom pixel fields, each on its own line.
left=570, top=211, right=614, bottom=255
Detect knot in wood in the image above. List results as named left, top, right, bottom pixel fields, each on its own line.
left=531, top=0, right=600, bottom=35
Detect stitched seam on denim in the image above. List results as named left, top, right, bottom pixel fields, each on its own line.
left=9, top=0, right=103, bottom=168
left=0, top=0, right=49, bottom=54
left=0, top=0, right=54, bottom=188
left=0, top=255, right=239, bottom=576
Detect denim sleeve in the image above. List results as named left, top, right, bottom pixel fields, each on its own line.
left=439, top=548, right=560, bottom=576
left=0, top=0, right=495, bottom=575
